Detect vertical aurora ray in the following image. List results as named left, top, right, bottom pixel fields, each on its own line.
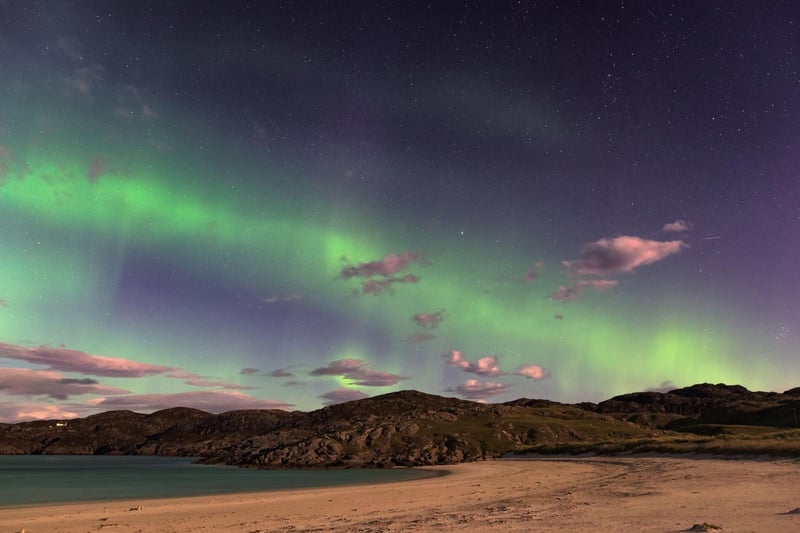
left=0, top=1, right=797, bottom=421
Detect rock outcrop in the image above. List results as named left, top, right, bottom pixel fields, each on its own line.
left=1, top=384, right=797, bottom=467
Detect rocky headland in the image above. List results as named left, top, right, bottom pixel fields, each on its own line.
left=1, top=384, right=798, bottom=467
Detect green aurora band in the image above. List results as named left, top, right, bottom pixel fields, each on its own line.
left=0, top=126, right=782, bottom=410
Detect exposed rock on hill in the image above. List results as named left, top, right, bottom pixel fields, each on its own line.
left=1, top=384, right=798, bottom=467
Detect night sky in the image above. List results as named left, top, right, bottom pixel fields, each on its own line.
left=1, top=1, right=798, bottom=421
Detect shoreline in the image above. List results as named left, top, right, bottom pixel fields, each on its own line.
left=0, top=465, right=449, bottom=511
left=1, top=457, right=798, bottom=532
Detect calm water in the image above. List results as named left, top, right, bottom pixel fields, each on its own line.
left=0, top=455, right=434, bottom=507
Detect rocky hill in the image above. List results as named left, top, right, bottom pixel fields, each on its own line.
left=1, top=384, right=798, bottom=467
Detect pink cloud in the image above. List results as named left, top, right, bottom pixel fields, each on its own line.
left=339, top=252, right=427, bottom=296
left=0, top=299, right=7, bottom=307
left=87, top=156, right=107, bottom=183
left=447, top=379, right=510, bottom=401
left=403, top=332, right=436, bottom=343
left=443, top=351, right=502, bottom=376
left=0, top=402, right=84, bottom=422
left=0, top=342, right=175, bottom=378
left=516, top=364, right=548, bottom=380
left=412, top=309, right=446, bottom=328
left=523, top=261, right=544, bottom=282
left=574, top=279, right=619, bottom=291
left=0, top=368, right=130, bottom=400
left=362, top=279, right=396, bottom=295
left=548, top=285, right=579, bottom=302
left=319, top=388, right=370, bottom=406
left=97, top=391, right=293, bottom=413
left=310, top=358, right=408, bottom=387
left=549, top=279, right=618, bottom=302
left=340, top=252, right=423, bottom=278
left=166, top=370, right=255, bottom=390
left=562, top=236, right=685, bottom=276
left=662, top=219, right=693, bottom=233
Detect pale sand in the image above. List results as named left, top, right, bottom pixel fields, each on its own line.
left=1, top=457, right=799, bottom=532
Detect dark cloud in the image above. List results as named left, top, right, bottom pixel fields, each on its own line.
left=562, top=236, right=685, bottom=276
left=339, top=251, right=424, bottom=278
left=97, top=391, right=293, bottom=413
left=269, top=368, right=295, bottom=378
left=310, top=358, right=408, bottom=387
left=58, top=378, right=99, bottom=385
left=339, top=252, right=426, bottom=296
left=0, top=368, right=129, bottom=400
left=553, top=314, right=564, bottom=320
left=239, top=367, right=259, bottom=375
left=411, top=309, right=446, bottom=329
left=319, top=388, right=370, bottom=406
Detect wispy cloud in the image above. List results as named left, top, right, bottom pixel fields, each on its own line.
left=310, top=358, right=408, bottom=386
left=339, top=252, right=427, bottom=295
left=662, top=219, right=693, bottom=233
left=447, top=379, right=509, bottom=401
left=66, top=63, right=105, bottom=102
left=524, top=261, right=544, bottom=282
left=254, top=293, right=302, bottom=306
left=97, top=391, right=292, bottom=413
left=269, top=368, right=295, bottom=378
left=0, top=343, right=175, bottom=378
left=553, top=314, right=564, bottom=320
left=87, top=156, right=107, bottom=183
left=166, top=370, right=256, bottom=390
left=403, top=332, right=437, bottom=343
left=645, top=380, right=677, bottom=393
left=340, top=252, right=424, bottom=278
left=563, top=236, right=685, bottom=277
left=411, top=309, right=446, bottom=328
left=0, top=400, right=102, bottom=422
left=0, top=368, right=130, bottom=400
left=319, top=388, right=369, bottom=406
left=240, top=367, right=260, bottom=375
left=548, top=285, right=579, bottom=302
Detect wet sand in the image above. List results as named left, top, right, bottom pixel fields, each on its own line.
left=1, top=456, right=798, bottom=532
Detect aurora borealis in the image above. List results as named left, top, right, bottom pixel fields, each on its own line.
left=1, top=2, right=798, bottom=421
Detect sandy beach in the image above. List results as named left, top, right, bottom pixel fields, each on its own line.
left=1, top=456, right=798, bottom=532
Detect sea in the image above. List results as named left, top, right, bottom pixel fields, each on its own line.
left=0, top=455, right=434, bottom=507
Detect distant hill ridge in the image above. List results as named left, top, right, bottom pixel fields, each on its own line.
left=1, top=383, right=798, bottom=467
